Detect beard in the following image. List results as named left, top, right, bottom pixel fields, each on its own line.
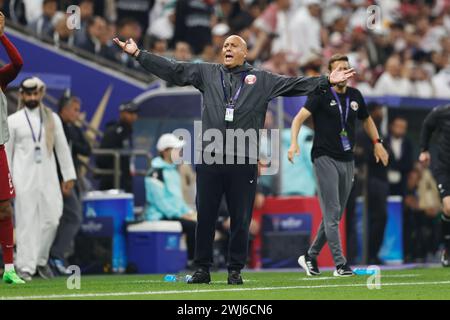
left=24, top=100, right=39, bottom=109
left=336, top=80, right=347, bottom=88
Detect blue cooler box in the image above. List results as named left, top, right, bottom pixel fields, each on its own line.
left=82, top=191, right=134, bottom=273
left=127, top=221, right=187, bottom=274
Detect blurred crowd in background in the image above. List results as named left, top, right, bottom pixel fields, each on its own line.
left=0, top=0, right=447, bottom=270
left=0, top=0, right=449, bottom=98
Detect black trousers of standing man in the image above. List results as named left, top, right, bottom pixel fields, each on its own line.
left=367, top=177, right=389, bottom=264
left=195, top=158, right=258, bottom=272
left=51, top=185, right=83, bottom=262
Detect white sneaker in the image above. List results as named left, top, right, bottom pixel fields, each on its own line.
left=298, top=255, right=321, bottom=276
left=333, top=264, right=355, bottom=277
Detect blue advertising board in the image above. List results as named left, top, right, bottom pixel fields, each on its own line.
left=355, top=196, right=403, bottom=264
left=261, top=213, right=312, bottom=268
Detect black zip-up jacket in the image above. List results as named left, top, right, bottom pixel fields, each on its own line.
left=420, top=104, right=450, bottom=168
left=136, top=51, right=330, bottom=161
left=96, top=120, right=134, bottom=192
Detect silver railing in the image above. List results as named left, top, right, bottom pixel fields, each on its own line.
left=82, top=149, right=152, bottom=190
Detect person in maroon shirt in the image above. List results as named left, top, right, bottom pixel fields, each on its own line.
left=0, top=11, right=25, bottom=284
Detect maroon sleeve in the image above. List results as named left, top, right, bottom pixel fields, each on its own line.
left=0, top=34, right=23, bottom=91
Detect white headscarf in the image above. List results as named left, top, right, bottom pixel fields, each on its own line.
left=18, top=77, right=55, bottom=155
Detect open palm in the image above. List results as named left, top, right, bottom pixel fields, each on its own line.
left=329, top=68, right=356, bottom=85
left=113, top=38, right=138, bottom=55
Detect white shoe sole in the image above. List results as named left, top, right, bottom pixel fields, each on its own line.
left=298, top=255, right=321, bottom=276
left=333, top=270, right=354, bottom=277
left=298, top=255, right=312, bottom=276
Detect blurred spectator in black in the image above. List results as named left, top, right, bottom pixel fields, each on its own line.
left=1, top=0, right=27, bottom=25
left=166, top=41, right=193, bottom=87
left=355, top=102, right=390, bottom=265
left=28, top=0, right=58, bottom=38
left=147, top=35, right=167, bottom=56
left=115, top=0, right=154, bottom=36
left=215, top=0, right=237, bottom=25
left=96, top=102, right=139, bottom=193
left=50, top=95, right=91, bottom=275
left=173, top=41, right=192, bottom=61
left=403, top=164, right=440, bottom=263
left=77, top=16, right=110, bottom=57
left=172, top=0, right=214, bottom=55
left=106, top=18, right=143, bottom=68
left=386, top=117, right=414, bottom=196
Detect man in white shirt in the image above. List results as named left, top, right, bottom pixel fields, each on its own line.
left=374, top=55, right=412, bottom=96
left=288, top=0, right=322, bottom=66
left=6, top=77, right=76, bottom=281
left=432, top=65, right=450, bottom=99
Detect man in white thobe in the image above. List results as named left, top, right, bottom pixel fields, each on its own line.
left=6, top=77, right=76, bottom=281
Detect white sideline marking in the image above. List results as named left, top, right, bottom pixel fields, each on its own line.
left=2, top=280, right=450, bottom=300
left=381, top=274, right=419, bottom=278
left=301, top=277, right=336, bottom=281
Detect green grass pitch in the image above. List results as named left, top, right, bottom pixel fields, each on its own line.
left=0, top=267, right=449, bottom=300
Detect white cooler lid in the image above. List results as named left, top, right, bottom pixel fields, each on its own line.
left=127, top=221, right=182, bottom=233
left=83, top=190, right=134, bottom=201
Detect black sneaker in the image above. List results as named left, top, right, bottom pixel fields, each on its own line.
left=227, top=270, right=243, bottom=285
left=37, top=264, right=55, bottom=280
left=187, top=269, right=211, bottom=284
left=298, top=254, right=321, bottom=276
left=441, top=249, right=450, bottom=267
left=333, top=263, right=354, bottom=277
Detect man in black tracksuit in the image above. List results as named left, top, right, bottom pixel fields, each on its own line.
left=113, top=35, right=355, bottom=284
left=356, top=102, right=390, bottom=265
left=96, top=102, right=138, bottom=193
left=419, top=104, right=450, bottom=267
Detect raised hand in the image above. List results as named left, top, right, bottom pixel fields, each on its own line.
left=113, top=37, right=139, bottom=56
left=329, top=68, right=356, bottom=85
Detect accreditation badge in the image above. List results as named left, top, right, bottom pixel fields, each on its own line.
left=225, top=106, right=234, bottom=122
left=340, top=130, right=351, bottom=151
left=34, top=145, right=42, bottom=164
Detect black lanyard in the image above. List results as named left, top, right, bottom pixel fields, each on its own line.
left=24, top=108, right=43, bottom=144
left=220, top=71, right=247, bottom=107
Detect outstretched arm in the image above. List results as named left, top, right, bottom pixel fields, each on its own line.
left=113, top=37, right=205, bottom=89
left=0, top=12, right=23, bottom=90
left=266, top=68, right=355, bottom=100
